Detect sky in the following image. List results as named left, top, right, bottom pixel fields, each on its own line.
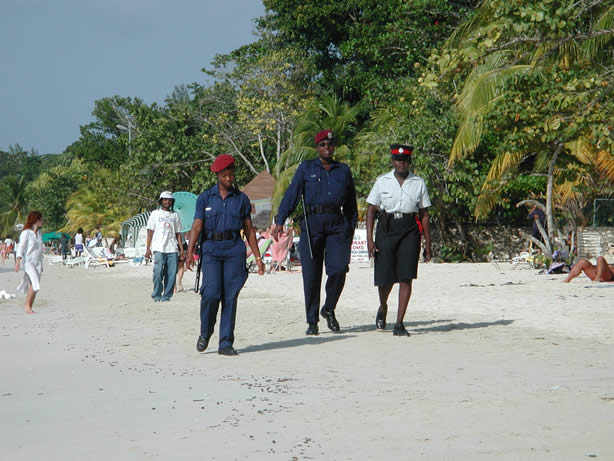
left=0, top=0, right=266, bottom=155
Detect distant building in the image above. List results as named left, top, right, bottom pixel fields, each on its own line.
left=241, top=171, right=276, bottom=229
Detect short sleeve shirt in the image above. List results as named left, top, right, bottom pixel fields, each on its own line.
left=195, top=184, right=251, bottom=234
left=146, top=209, right=182, bottom=253
left=366, top=170, right=431, bottom=213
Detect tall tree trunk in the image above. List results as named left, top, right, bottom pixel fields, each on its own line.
left=257, top=134, right=270, bottom=173
left=546, top=143, right=563, bottom=241
left=275, top=127, right=282, bottom=178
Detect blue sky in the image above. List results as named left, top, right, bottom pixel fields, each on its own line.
left=0, top=0, right=265, bottom=154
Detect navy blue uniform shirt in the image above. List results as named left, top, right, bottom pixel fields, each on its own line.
left=276, top=158, right=358, bottom=228
left=195, top=184, right=251, bottom=234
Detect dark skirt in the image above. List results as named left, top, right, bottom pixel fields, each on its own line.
left=374, top=214, right=421, bottom=286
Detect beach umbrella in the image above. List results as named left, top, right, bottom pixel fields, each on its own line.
left=173, top=192, right=197, bottom=233
left=42, top=231, right=71, bottom=242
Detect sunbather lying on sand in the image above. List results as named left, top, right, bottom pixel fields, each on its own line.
left=564, top=256, right=614, bottom=283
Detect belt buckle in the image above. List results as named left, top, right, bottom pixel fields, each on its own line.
left=393, top=212, right=403, bottom=219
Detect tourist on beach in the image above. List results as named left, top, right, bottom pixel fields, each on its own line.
left=145, top=191, right=183, bottom=302
left=272, top=129, right=358, bottom=335
left=175, top=234, right=187, bottom=293
left=59, top=233, right=70, bottom=260
left=563, top=257, right=614, bottom=283
left=365, top=144, right=432, bottom=336
left=186, top=154, right=265, bottom=356
left=94, top=226, right=103, bottom=247
left=74, top=228, right=84, bottom=256
left=0, top=238, right=7, bottom=263
left=15, top=211, right=44, bottom=314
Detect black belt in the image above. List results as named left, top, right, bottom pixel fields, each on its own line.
left=307, top=205, right=341, bottom=215
left=206, top=231, right=238, bottom=241
left=377, top=210, right=417, bottom=219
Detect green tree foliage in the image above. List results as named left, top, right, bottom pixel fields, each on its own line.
left=422, top=0, right=614, bottom=249
left=0, top=175, right=28, bottom=235
left=261, top=0, right=478, bottom=103
left=24, top=159, right=88, bottom=231
left=66, top=96, right=143, bottom=169
left=63, top=168, right=140, bottom=237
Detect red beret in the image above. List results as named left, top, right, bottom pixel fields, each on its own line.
left=315, top=129, right=334, bottom=145
left=211, top=154, right=235, bottom=173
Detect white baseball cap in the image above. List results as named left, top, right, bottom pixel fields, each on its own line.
left=159, top=191, right=174, bottom=200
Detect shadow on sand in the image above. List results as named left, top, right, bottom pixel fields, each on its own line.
left=342, top=318, right=455, bottom=333
left=239, top=334, right=356, bottom=354
left=412, top=319, right=514, bottom=334
left=235, top=319, right=513, bottom=354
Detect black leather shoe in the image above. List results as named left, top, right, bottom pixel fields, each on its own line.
left=305, top=323, right=319, bottom=336
left=320, top=307, right=340, bottom=333
left=196, top=336, right=209, bottom=352
left=393, top=323, right=410, bottom=337
left=376, top=306, right=387, bottom=330
left=218, top=347, right=238, bottom=356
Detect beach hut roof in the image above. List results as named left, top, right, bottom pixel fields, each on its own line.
left=241, top=171, right=276, bottom=201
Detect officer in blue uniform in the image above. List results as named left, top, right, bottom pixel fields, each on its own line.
left=272, top=130, right=358, bottom=335
left=186, top=154, right=265, bottom=356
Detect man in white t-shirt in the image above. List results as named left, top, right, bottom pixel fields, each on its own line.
left=145, top=191, right=184, bottom=301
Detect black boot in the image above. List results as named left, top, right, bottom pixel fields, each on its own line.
left=306, top=323, right=319, bottom=336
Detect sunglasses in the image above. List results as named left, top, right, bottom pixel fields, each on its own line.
left=318, top=141, right=335, bottom=147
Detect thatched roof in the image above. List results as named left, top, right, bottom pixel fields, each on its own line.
left=241, top=170, right=275, bottom=201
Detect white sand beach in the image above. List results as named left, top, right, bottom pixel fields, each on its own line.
left=1, top=260, right=613, bottom=460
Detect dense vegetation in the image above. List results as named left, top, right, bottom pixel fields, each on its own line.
left=2, top=0, right=613, bottom=260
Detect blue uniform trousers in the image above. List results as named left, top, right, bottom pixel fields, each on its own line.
left=199, top=239, right=248, bottom=349
left=152, top=251, right=178, bottom=300
left=299, top=214, right=352, bottom=325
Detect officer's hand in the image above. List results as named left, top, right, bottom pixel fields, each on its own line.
left=271, top=224, right=283, bottom=242
left=367, top=239, right=378, bottom=258
left=144, top=248, right=152, bottom=260
left=424, top=247, right=432, bottom=263
left=185, top=252, right=194, bottom=271
left=256, top=259, right=265, bottom=275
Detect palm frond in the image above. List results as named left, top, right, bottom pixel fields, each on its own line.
left=485, top=151, right=526, bottom=182
left=581, top=5, right=614, bottom=61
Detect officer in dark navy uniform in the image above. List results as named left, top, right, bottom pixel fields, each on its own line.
left=272, top=130, right=358, bottom=335
left=186, top=154, right=265, bottom=356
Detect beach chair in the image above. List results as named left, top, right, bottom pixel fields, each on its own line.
left=247, top=238, right=273, bottom=272
left=64, top=256, right=86, bottom=268
left=47, top=255, right=64, bottom=265
left=83, top=246, right=111, bottom=269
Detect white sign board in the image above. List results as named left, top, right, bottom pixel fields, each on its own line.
left=350, top=229, right=369, bottom=264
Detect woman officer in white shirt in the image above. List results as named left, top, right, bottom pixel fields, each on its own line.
left=365, top=144, right=432, bottom=336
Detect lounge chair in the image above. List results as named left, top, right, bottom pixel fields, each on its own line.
left=64, top=256, right=86, bottom=268
left=247, top=238, right=272, bottom=272
left=83, top=246, right=111, bottom=269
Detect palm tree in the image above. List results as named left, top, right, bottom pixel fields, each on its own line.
left=443, top=1, right=614, bottom=249
left=271, top=94, right=361, bottom=211
left=0, top=176, right=28, bottom=235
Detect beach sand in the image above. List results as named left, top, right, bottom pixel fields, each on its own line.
left=1, top=260, right=613, bottom=460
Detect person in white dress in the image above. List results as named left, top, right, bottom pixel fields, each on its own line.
left=15, top=211, right=44, bottom=314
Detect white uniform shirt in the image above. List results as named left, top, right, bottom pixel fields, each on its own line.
left=146, top=209, right=182, bottom=253
left=366, top=170, right=431, bottom=213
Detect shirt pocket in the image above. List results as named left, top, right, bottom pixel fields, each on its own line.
left=204, top=209, right=217, bottom=232
left=326, top=174, right=346, bottom=202
left=380, top=191, right=395, bottom=210
left=304, top=174, right=320, bottom=201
